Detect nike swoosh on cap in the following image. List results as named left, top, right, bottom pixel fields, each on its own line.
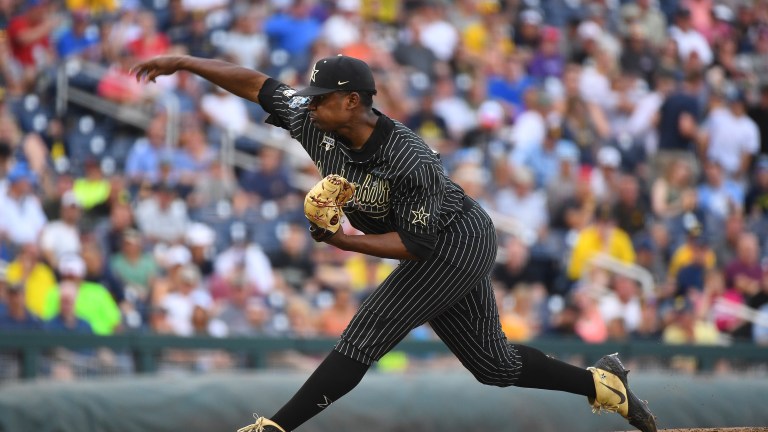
left=600, top=382, right=627, bottom=405
left=338, top=81, right=349, bottom=85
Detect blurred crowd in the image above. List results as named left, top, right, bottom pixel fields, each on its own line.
left=1, top=0, right=768, bottom=352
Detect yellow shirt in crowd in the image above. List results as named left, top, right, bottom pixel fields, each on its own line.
left=567, top=226, right=636, bottom=280
left=667, top=244, right=716, bottom=280
left=5, top=261, right=57, bottom=318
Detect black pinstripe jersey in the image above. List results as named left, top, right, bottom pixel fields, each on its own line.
left=258, top=78, right=470, bottom=259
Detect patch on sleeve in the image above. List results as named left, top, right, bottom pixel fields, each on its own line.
left=411, top=206, right=430, bottom=226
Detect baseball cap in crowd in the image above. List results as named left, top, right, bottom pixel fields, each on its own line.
left=294, top=55, right=377, bottom=97
left=61, top=190, right=82, bottom=208
left=556, top=145, right=579, bottom=162
left=165, top=245, right=192, bottom=267
left=7, top=162, right=36, bottom=184
left=185, top=222, right=216, bottom=248
left=712, top=4, right=734, bottom=22
left=520, top=9, right=543, bottom=26
left=597, top=146, right=621, bottom=169
left=477, top=100, right=505, bottom=128
left=58, top=254, right=86, bottom=278
left=577, top=21, right=602, bottom=41
left=682, top=212, right=705, bottom=239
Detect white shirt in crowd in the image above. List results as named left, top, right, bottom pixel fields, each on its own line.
left=135, top=197, right=190, bottom=243
left=162, top=288, right=213, bottom=337
left=200, top=91, right=249, bottom=135
left=0, top=193, right=47, bottom=245
left=704, top=107, right=760, bottom=177
left=669, top=25, right=713, bottom=65
left=214, top=244, right=275, bottom=295
left=599, top=294, right=642, bottom=333
left=39, top=221, right=81, bottom=264
left=509, top=110, right=546, bottom=154
left=418, top=19, right=459, bottom=62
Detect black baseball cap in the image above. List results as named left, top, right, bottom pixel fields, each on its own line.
left=295, top=55, right=377, bottom=97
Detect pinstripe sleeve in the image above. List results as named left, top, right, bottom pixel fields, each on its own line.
left=392, top=161, right=445, bottom=260
left=257, top=78, right=310, bottom=142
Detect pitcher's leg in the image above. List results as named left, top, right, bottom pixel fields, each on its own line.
left=269, top=351, right=369, bottom=431
left=429, top=277, right=595, bottom=396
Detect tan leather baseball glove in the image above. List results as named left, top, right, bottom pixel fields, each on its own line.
left=304, top=174, right=355, bottom=242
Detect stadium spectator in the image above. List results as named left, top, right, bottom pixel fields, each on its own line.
left=317, top=284, right=357, bottom=338
left=0, top=283, right=43, bottom=330
left=590, top=146, right=622, bottom=202
left=667, top=214, right=716, bottom=283
left=712, top=211, right=745, bottom=266
left=511, top=114, right=579, bottom=189
left=214, top=6, right=268, bottom=70
left=124, top=115, right=168, bottom=187
left=42, top=254, right=121, bottom=335
left=700, top=89, right=760, bottom=180
left=567, top=202, right=636, bottom=283
left=620, top=0, right=667, bottom=48
left=544, top=144, right=581, bottom=216
left=214, top=279, right=269, bottom=336
left=159, top=263, right=212, bottom=336
left=745, top=156, right=768, bottom=222
left=44, top=280, right=93, bottom=333
left=267, top=222, right=314, bottom=292
left=56, top=10, right=100, bottom=60
left=126, top=11, right=170, bottom=61
left=656, top=71, right=703, bottom=163
left=651, top=157, right=695, bottom=220
left=135, top=182, right=190, bottom=244
left=492, top=235, right=537, bottom=293
left=619, top=25, right=657, bottom=86
left=4, top=242, right=55, bottom=318
left=72, top=158, right=112, bottom=218
left=747, top=84, right=768, bottom=154
left=696, top=160, right=744, bottom=221
left=675, top=235, right=711, bottom=296
left=38, top=190, right=83, bottom=268
left=212, top=221, right=274, bottom=298
left=0, top=162, right=46, bottom=249
left=490, top=52, right=534, bottom=107
left=599, top=275, right=643, bottom=338
left=239, top=146, right=294, bottom=202
left=6, top=0, right=57, bottom=77
left=612, top=175, right=650, bottom=238
left=109, top=228, right=157, bottom=319
left=200, top=83, right=250, bottom=136
left=723, top=233, right=765, bottom=341
left=263, top=0, right=321, bottom=72
left=669, top=7, right=713, bottom=66
left=661, top=295, right=721, bottom=345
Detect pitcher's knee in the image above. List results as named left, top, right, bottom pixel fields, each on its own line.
left=471, top=369, right=518, bottom=387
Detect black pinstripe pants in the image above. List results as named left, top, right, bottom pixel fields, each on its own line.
left=335, top=204, right=524, bottom=387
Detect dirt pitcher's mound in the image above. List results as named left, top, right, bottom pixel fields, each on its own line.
left=660, top=429, right=768, bottom=432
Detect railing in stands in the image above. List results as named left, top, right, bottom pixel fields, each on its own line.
left=1, top=332, right=767, bottom=380
left=55, top=59, right=180, bottom=148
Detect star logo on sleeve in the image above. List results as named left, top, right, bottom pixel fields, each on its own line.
left=411, top=206, right=430, bottom=226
